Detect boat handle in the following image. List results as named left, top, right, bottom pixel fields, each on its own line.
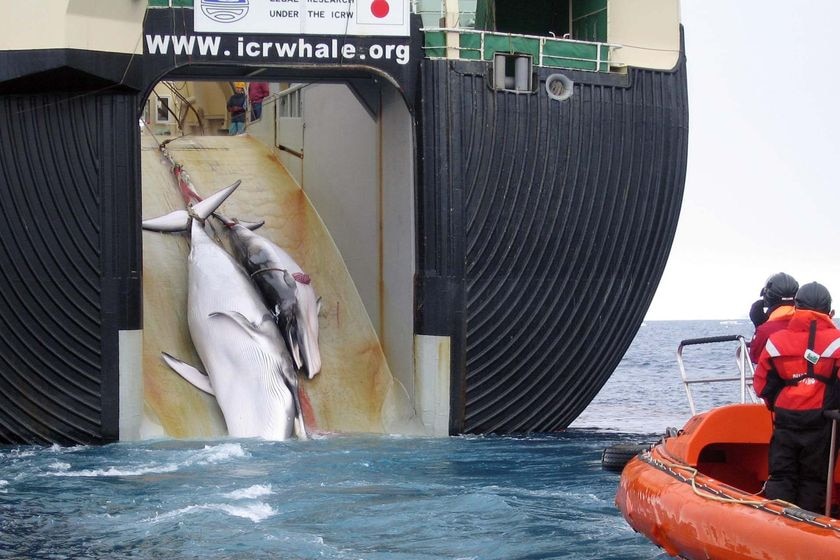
left=678, top=335, right=743, bottom=347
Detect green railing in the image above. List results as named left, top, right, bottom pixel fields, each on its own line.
left=423, top=28, right=614, bottom=72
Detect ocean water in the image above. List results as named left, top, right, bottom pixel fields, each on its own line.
left=0, top=320, right=754, bottom=559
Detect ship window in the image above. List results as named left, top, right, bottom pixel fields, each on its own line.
left=571, top=0, right=607, bottom=42
left=492, top=0, right=569, bottom=37
left=492, top=53, right=533, bottom=93
left=415, top=0, right=444, bottom=27
left=279, top=88, right=302, bottom=118
left=416, top=0, right=478, bottom=28
left=155, top=95, right=173, bottom=123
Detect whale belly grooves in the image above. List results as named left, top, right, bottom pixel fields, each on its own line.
left=182, top=220, right=299, bottom=440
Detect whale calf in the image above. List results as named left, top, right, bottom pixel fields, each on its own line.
left=219, top=220, right=322, bottom=379
left=143, top=182, right=306, bottom=440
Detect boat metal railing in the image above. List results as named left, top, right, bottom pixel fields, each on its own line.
left=677, top=335, right=758, bottom=416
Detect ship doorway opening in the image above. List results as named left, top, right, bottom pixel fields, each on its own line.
left=473, top=0, right=607, bottom=42
left=139, top=75, right=419, bottom=439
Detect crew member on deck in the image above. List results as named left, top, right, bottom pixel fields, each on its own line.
left=248, top=81, right=270, bottom=121
left=748, top=272, right=799, bottom=364
left=754, top=281, right=840, bottom=513
left=226, top=82, right=248, bottom=136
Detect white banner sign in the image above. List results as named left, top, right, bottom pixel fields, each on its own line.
left=194, top=0, right=409, bottom=37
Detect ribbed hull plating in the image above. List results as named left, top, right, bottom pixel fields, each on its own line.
left=0, top=93, right=139, bottom=444
left=418, top=54, right=688, bottom=433
left=0, top=34, right=686, bottom=442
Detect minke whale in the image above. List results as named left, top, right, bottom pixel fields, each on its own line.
left=216, top=216, right=322, bottom=379
left=142, top=182, right=307, bottom=440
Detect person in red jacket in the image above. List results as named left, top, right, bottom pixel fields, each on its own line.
left=248, top=81, right=270, bottom=120
left=748, top=272, right=798, bottom=364
left=754, top=281, right=840, bottom=513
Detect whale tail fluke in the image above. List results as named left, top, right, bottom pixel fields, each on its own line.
left=142, top=209, right=192, bottom=233
left=142, top=180, right=242, bottom=233
left=192, top=180, right=241, bottom=219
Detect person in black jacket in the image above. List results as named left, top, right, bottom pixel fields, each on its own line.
left=227, top=82, right=247, bottom=135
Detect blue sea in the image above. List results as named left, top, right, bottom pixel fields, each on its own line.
left=0, top=320, right=754, bottom=559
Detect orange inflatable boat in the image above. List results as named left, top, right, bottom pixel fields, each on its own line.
left=615, top=334, right=840, bottom=559
left=616, top=403, right=840, bottom=559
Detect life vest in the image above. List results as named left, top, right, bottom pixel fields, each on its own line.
left=755, top=309, right=840, bottom=428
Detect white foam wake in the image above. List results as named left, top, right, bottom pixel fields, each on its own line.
left=146, top=502, right=277, bottom=523
left=222, top=484, right=273, bottom=500
left=46, top=442, right=248, bottom=478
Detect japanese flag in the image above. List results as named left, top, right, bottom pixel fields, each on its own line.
left=356, top=0, right=406, bottom=26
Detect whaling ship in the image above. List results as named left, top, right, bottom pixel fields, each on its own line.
left=0, top=0, right=687, bottom=444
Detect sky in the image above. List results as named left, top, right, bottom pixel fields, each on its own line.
left=644, top=0, right=840, bottom=320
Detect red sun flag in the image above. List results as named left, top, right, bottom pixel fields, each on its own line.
left=371, top=0, right=390, bottom=18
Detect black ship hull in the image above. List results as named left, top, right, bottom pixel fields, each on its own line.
left=417, top=57, right=687, bottom=433
left=0, top=10, right=687, bottom=443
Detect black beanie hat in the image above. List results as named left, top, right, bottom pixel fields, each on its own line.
left=794, top=282, right=832, bottom=314
left=762, top=272, right=799, bottom=307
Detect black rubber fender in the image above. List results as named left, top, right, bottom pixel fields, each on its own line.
left=601, top=442, right=650, bottom=472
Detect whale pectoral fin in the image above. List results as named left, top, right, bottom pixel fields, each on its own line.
left=294, top=414, right=308, bottom=441
left=283, top=375, right=308, bottom=440
left=142, top=209, right=192, bottom=233
left=208, top=311, right=278, bottom=347
left=161, top=352, right=215, bottom=395
left=289, top=337, right=303, bottom=371
left=209, top=310, right=259, bottom=334
left=275, top=305, right=303, bottom=370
